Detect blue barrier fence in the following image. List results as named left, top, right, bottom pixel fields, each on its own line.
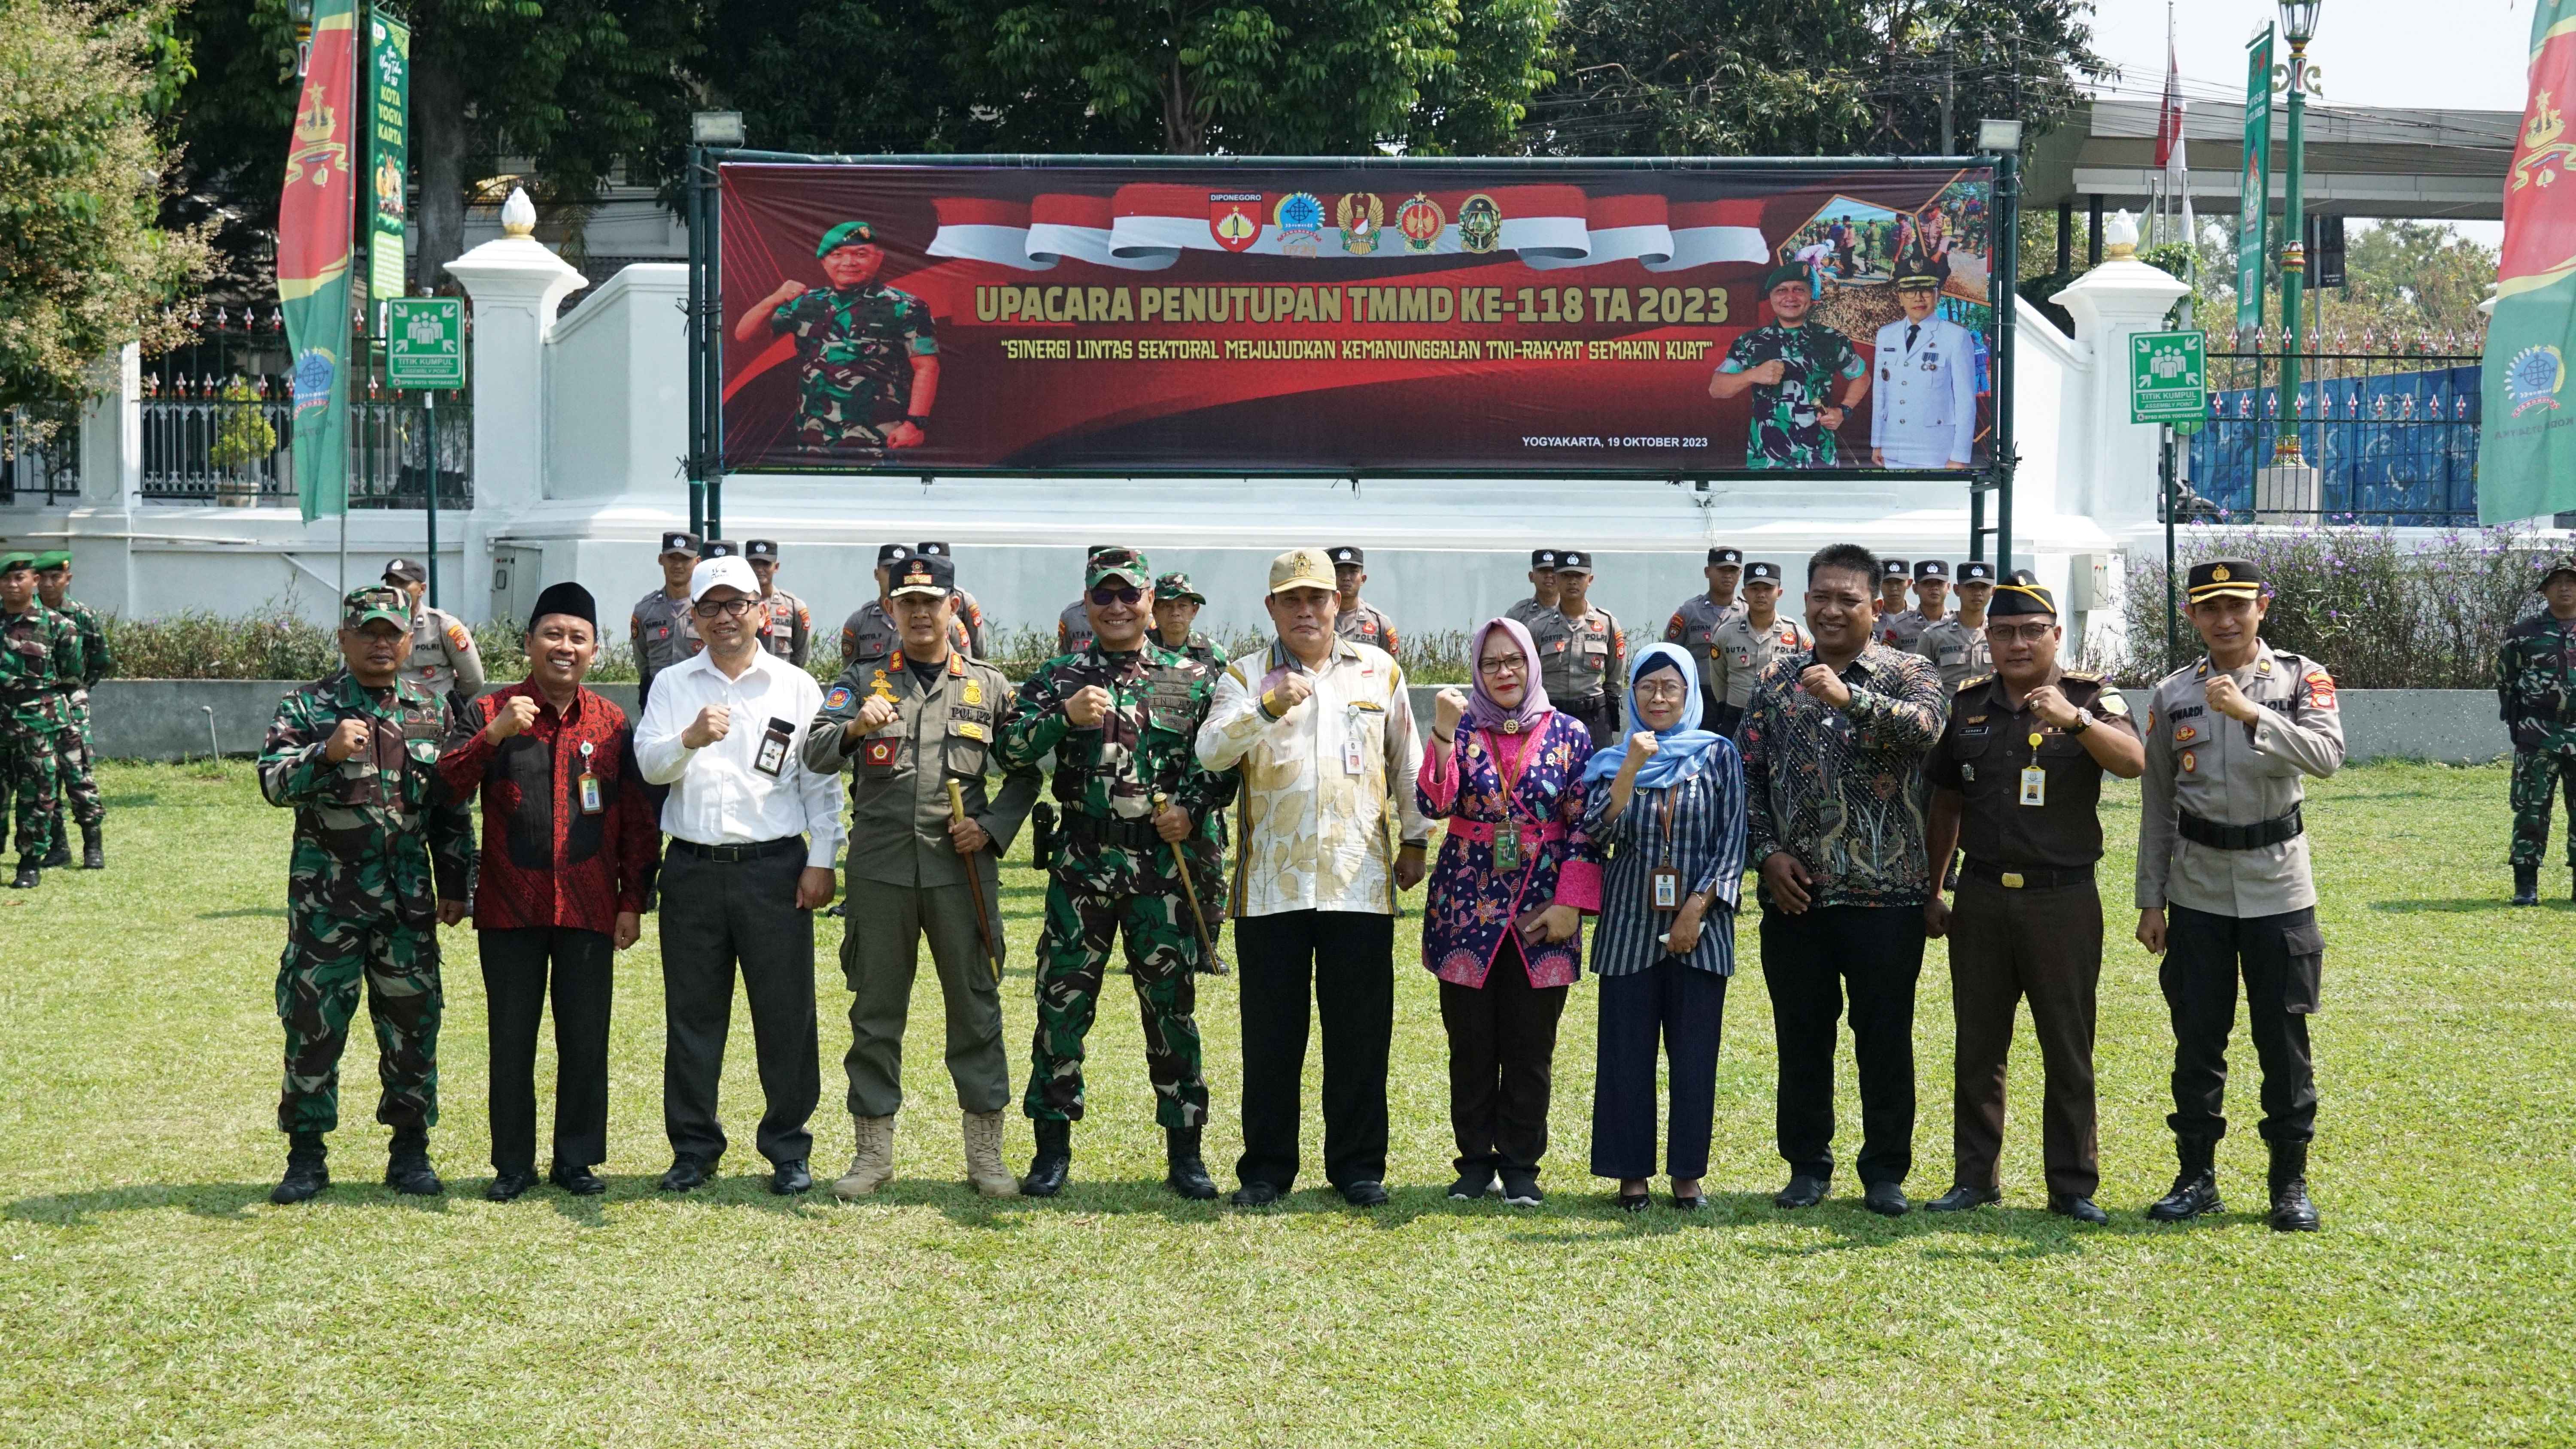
left=2184, top=352, right=2481, bottom=525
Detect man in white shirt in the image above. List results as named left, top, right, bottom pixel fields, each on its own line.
left=635, top=554, right=846, bottom=1196
left=1198, top=547, right=1431, bottom=1208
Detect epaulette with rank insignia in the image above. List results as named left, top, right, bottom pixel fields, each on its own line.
left=1954, top=673, right=1993, bottom=694
left=2063, top=669, right=2102, bottom=682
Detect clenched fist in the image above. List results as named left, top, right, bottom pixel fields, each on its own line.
left=682, top=704, right=732, bottom=750
left=1432, top=687, right=1468, bottom=741
left=1798, top=663, right=1853, bottom=709
left=843, top=694, right=897, bottom=739
left=1064, top=684, right=1113, bottom=728
left=1267, top=672, right=1315, bottom=716
left=486, top=694, right=542, bottom=743
left=325, top=718, right=372, bottom=764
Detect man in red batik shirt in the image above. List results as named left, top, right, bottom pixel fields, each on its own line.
left=437, top=582, right=656, bottom=1201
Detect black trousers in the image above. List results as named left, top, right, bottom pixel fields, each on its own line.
left=1947, top=878, right=2100, bottom=1198
left=658, top=844, right=820, bottom=1168
left=1705, top=701, right=1746, bottom=738
left=1760, top=903, right=1926, bottom=1187
left=1438, top=936, right=1567, bottom=1178
left=1234, top=909, right=1394, bottom=1193
left=478, top=926, right=615, bottom=1175
left=1589, top=961, right=1728, bottom=1180
left=1563, top=692, right=1619, bottom=748
left=2162, top=903, right=2324, bottom=1146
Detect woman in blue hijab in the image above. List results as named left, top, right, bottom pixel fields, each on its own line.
left=1579, top=643, right=1748, bottom=1211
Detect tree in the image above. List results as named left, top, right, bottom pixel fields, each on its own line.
left=0, top=0, right=213, bottom=420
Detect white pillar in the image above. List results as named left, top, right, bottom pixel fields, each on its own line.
left=444, top=188, right=586, bottom=621
left=73, top=344, right=144, bottom=615
left=2050, top=212, right=2190, bottom=533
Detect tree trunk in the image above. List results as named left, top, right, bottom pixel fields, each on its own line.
left=1163, top=55, right=1205, bottom=154
left=412, top=42, right=467, bottom=295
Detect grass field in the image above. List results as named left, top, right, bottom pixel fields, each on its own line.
left=3, top=760, right=2572, bottom=1446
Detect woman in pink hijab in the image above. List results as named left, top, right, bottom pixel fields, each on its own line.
left=1416, top=616, right=1604, bottom=1206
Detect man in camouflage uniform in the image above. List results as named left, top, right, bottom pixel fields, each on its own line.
left=0, top=551, right=80, bottom=889
left=1539, top=549, right=1625, bottom=746
left=1916, top=560, right=1995, bottom=691
left=33, top=551, right=108, bottom=870
left=735, top=219, right=939, bottom=457
left=744, top=540, right=813, bottom=667
left=1056, top=544, right=1118, bottom=655
left=383, top=558, right=485, bottom=727
left=1153, top=571, right=1227, bottom=668
left=256, top=585, right=474, bottom=1203
left=1328, top=546, right=1399, bottom=657
left=914, top=542, right=987, bottom=658
left=2501, top=552, right=2576, bottom=905
left=999, top=546, right=1234, bottom=1200
left=1666, top=546, right=1748, bottom=730
left=1708, top=266, right=1871, bottom=469
left=632, top=530, right=703, bottom=717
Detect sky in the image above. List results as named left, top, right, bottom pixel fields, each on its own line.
left=2083, top=0, right=2531, bottom=243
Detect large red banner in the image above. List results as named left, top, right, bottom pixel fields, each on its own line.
left=719, top=161, right=1999, bottom=476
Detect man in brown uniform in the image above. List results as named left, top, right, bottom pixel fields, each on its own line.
left=1921, top=570, right=2143, bottom=1225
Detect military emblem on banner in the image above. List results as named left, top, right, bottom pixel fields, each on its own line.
left=1276, top=191, right=1325, bottom=258
left=1458, top=193, right=1503, bottom=254
left=1396, top=193, right=1445, bottom=253
left=1209, top=192, right=1264, bottom=252
left=1336, top=193, right=1384, bottom=255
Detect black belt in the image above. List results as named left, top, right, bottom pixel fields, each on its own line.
left=1061, top=809, right=1165, bottom=849
left=1565, top=691, right=1613, bottom=712
left=2177, top=804, right=2304, bottom=851
left=1962, top=858, right=2095, bottom=891
left=671, top=835, right=802, bottom=863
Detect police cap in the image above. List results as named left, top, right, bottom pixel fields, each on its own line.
left=890, top=552, right=955, bottom=598
left=1955, top=560, right=1996, bottom=584
left=659, top=531, right=702, bottom=559
left=744, top=540, right=779, bottom=561
left=2186, top=557, right=2263, bottom=603
left=1744, top=561, right=1783, bottom=585
left=1916, top=560, right=1949, bottom=580
left=1708, top=547, right=1743, bottom=567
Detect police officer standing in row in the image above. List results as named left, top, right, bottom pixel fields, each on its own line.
left=807, top=549, right=1039, bottom=1200
left=2136, top=557, right=2344, bottom=1233
left=386, top=558, right=485, bottom=725
left=1665, top=546, right=1747, bottom=730
left=1870, top=262, right=1981, bottom=471
left=1706, top=561, right=1810, bottom=738
left=745, top=540, right=813, bottom=667
left=1922, top=571, right=2141, bottom=1225
left=1916, top=560, right=1995, bottom=691
left=1329, top=546, right=1399, bottom=656
left=1506, top=549, right=1561, bottom=630
left=2499, top=552, right=2576, bottom=906
left=632, top=531, right=703, bottom=716
left=33, top=551, right=109, bottom=870
left=1539, top=549, right=1624, bottom=746
left=1874, top=559, right=1926, bottom=651
left=841, top=545, right=906, bottom=666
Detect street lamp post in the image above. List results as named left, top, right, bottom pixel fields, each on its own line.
left=2272, top=0, right=2322, bottom=464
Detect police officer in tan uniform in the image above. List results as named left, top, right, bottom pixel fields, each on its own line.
left=1875, top=559, right=1929, bottom=651
left=1665, top=546, right=1748, bottom=728
left=1706, top=561, right=1810, bottom=737
left=745, top=540, right=813, bottom=667
left=1915, top=560, right=1994, bottom=690
left=1540, top=549, right=1624, bottom=746
left=384, top=559, right=484, bottom=722
left=2136, top=557, right=2345, bottom=1233
left=630, top=531, right=702, bottom=716
left=1329, top=546, right=1399, bottom=657
left=1505, top=549, right=1561, bottom=631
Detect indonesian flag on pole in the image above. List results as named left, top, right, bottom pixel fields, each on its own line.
left=926, top=185, right=1768, bottom=272
left=2155, top=4, right=2190, bottom=242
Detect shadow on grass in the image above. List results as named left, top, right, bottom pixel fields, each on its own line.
left=197, top=907, right=289, bottom=920
left=6, top=1180, right=456, bottom=1223
left=2368, top=898, right=2566, bottom=914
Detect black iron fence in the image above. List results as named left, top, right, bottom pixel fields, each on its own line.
left=138, top=309, right=473, bottom=508
left=2178, top=350, right=2481, bottom=526
left=0, top=409, right=80, bottom=504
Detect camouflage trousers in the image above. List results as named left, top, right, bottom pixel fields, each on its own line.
left=1, top=728, right=61, bottom=862
left=796, top=394, right=893, bottom=455
left=2510, top=748, right=2576, bottom=867
left=275, top=909, right=444, bottom=1134
left=43, top=721, right=101, bottom=850
left=1023, top=837, right=1218, bottom=1130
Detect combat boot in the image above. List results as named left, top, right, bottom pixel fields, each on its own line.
left=2267, top=1143, right=2321, bottom=1233
left=9, top=859, right=36, bottom=889
left=962, top=1110, right=1019, bottom=1198
left=39, top=838, right=70, bottom=869
left=384, top=1128, right=444, bottom=1196
left=80, top=823, right=102, bottom=870
left=1021, top=1117, right=1071, bottom=1197
left=832, top=1114, right=896, bottom=1200
left=2514, top=863, right=2540, bottom=906
left=269, top=1132, right=330, bottom=1205
left=1164, top=1125, right=1218, bottom=1200
left=2147, top=1136, right=2223, bottom=1223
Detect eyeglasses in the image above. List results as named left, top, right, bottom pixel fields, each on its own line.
left=1634, top=679, right=1689, bottom=701
left=1476, top=656, right=1527, bottom=678
left=691, top=597, right=755, bottom=619
left=1987, top=623, right=2056, bottom=644
left=1089, top=585, right=1143, bottom=606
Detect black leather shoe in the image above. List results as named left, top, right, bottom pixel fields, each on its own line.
left=80, top=825, right=102, bottom=870
left=486, top=1170, right=537, bottom=1202
left=1926, top=1184, right=2000, bottom=1213
left=550, top=1163, right=607, bottom=1196
left=771, top=1158, right=813, bottom=1194
left=269, top=1133, right=328, bottom=1205
left=657, top=1158, right=710, bottom=1192
left=1863, top=1181, right=1911, bottom=1217
left=1773, top=1173, right=1828, bottom=1209
left=2268, top=1143, right=2320, bottom=1232
left=1164, top=1126, right=1218, bottom=1200
left=1498, top=1170, right=1543, bottom=1206
left=1230, top=1180, right=1281, bottom=1207
left=2148, top=1136, right=2223, bottom=1222
left=1614, top=1189, right=1650, bottom=1214
left=1448, top=1171, right=1495, bottom=1201
left=1669, top=1193, right=1709, bottom=1212
left=2049, top=1193, right=2109, bottom=1225
left=384, top=1139, right=444, bottom=1197
left=10, top=861, right=38, bottom=889
left=2514, top=862, right=2541, bottom=906
left=1341, top=1179, right=1389, bottom=1208
left=1022, top=1118, right=1071, bottom=1197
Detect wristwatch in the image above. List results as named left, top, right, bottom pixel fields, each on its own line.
left=2066, top=710, right=2093, bottom=735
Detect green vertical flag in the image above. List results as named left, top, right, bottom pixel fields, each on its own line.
left=278, top=0, right=359, bottom=521
left=2482, top=0, right=2576, bottom=523
left=2235, top=25, right=2273, bottom=340
left=367, top=12, right=410, bottom=306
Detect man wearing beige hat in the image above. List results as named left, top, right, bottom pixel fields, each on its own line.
left=1200, top=547, right=1431, bottom=1208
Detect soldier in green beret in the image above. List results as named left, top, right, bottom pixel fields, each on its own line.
left=1, top=550, right=81, bottom=888
left=732, top=218, right=940, bottom=457
left=1708, top=266, right=1871, bottom=469
left=30, top=551, right=108, bottom=869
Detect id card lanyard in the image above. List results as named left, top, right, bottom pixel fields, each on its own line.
left=1650, top=785, right=1683, bottom=912
left=576, top=738, right=603, bottom=814
left=1488, top=728, right=1530, bottom=873
left=2019, top=729, right=2047, bottom=808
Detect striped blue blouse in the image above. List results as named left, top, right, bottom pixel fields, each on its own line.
left=1578, top=746, right=1750, bottom=977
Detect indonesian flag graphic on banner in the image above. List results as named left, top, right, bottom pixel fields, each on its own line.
left=925, top=185, right=1768, bottom=273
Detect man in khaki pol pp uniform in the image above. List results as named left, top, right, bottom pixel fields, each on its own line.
left=1330, top=546, right=1399, bottom=657
left=838, top=544, right=912, bottom=667
left=914, top=542, right=988, bottom=658
left=1921, top=571, right=2142, bottom=1225
left=385, top=558, right=485, bottom=724
left=1505, top=549, right=1561, bottom=631
left=1540, top=550, right=1624, bottom=746
left=807, top=551, right=1039, bottom=1198
left=1665, top=546, right=1748, bottom=730
left=632, top=531, right=703, bottom=716
left=1916, top=559, right=1995, bottom=691
left=1705, top=561, right=1810, bottom=739
left=2136, top=557, right=2344, bottom=1233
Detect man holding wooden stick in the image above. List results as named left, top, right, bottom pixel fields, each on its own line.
left=806, top=550, right=1039, bottom=1199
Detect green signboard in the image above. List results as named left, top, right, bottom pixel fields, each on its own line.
left=366, top=12, right=409, bottom=305
left=2236, top=25, right=2274, bottom=338
left=385, top=297, right=464, bottom=389
left=2130, top=328, right=2208, bottom=423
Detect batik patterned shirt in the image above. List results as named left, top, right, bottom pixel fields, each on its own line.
left=1739, top=643, right=1946, bottom=909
